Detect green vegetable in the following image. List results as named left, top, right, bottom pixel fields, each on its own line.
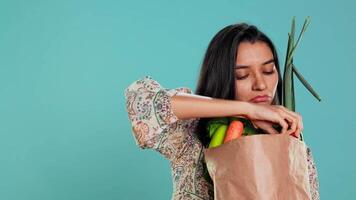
left=206, top=117, right=229, bottom=138
left=208, top=123, right=223, bottom=138
left=282, top=16, right=322, bottom=141
left=208, top=124, right=228, bottom=148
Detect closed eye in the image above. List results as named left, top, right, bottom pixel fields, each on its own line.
left=235, top=70, right=275, bottom=80
left=264, top=70, right=275, bottom=75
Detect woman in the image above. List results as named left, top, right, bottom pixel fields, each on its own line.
left=124, top=23, right=320, bottom=200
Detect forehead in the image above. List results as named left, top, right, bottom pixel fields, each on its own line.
left=235, top=41, right=274, bottom=65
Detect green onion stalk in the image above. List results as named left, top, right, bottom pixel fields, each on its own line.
left=282, top=16, right=322, bottom=141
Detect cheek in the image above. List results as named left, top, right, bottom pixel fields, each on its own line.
left=268, top=74, right=279, bottom=89
left=234, top=80, right=251, bottom=100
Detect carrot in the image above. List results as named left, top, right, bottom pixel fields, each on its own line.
left=224, top=120, right=244, bottom=143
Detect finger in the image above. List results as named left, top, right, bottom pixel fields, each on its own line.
left=254, top=120, right=279, bottom=135
left=277, top=117, right=289, bottom=135
left=264, top=125, right=279, bottom=135
left=296, top=128, right=301, bottom=139
left=286, top=110, right=303, bottom=134
left=277, top=108, right=298, bottom=135
left=291, top=127, right=301, bottom=139
left=251, top=120, right=258, bottom=129
left=285, top=115, right=297, bottom=135
left=279, top=107, right=303, bottom=135
left=296, top=126, right=304, bottom=139
left=274, top=109, right=292, bottom=135
left=296, top=112, right=304, bottom=132
left=252, top=120, right=280, bottom=135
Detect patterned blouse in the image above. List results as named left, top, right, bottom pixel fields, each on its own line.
left=124, top=75, right=320, bottom=200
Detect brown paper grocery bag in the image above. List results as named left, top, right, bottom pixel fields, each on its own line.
left=203, top=133, right=311, bottom=200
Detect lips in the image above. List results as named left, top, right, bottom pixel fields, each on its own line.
left=249, top=95, right=271, bottom=103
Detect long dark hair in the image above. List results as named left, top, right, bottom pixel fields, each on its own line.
left=194, top=23, right=283, bottom=148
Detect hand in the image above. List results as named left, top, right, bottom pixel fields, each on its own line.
left=251, top=120, right=301, bottom=139
left=243, top=103, right=304, bottom=137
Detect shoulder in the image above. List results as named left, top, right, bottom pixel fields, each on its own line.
left=125, top=75, right=194, bottom=96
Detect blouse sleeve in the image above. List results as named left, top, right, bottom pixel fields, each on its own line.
left=306, top=146, right=320, bottom=200
left=124, top=75, right=193, bottom=160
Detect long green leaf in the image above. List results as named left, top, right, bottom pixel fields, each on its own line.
left=287, top=17, right=311, bottom=64
left=284, top=17, right=296, bottom=110
left=292, top=16, right=311, bottom=55
left=290, top=16, right=296, bottom=55
left=292, top=64, right=322, bottom=101
left=283, top=16, right=321, bottom=142
left=283, top=62, right=294, bottom=110
left=291, top=59, right=296, bottom=111
left=282, top=33, right=292, bottom=106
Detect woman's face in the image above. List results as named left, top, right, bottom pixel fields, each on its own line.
left=234, top=41, right=279, bottom=105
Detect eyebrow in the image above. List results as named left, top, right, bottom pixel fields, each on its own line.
left=234, top=58, right=275, bottom=69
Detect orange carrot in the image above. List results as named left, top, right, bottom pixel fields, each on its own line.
left=224, top=120, right=244, bottom=143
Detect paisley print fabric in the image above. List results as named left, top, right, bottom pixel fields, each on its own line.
left=124, top=75, right=320, bottom=200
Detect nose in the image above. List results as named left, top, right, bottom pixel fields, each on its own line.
left=252, top=74, right=267, bottom=91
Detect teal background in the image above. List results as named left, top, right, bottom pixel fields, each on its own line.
left=0, top=0, right=355, bottom=199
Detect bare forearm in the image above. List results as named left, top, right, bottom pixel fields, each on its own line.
left=171, top=92, right=251, bottom=120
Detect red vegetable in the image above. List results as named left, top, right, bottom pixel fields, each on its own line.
left=224, top=120, right=244, bottom=143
